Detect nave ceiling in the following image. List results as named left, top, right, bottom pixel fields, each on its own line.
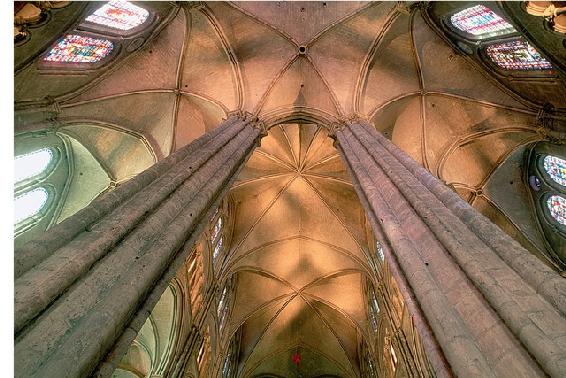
left=13, top=1, right=566, bottom=376
left=226, top=124, right=371, bottom=376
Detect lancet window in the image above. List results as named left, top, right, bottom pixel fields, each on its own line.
left=367, top=284, right=381, bottom=333
left=222, top=329, right=240, bottom=378
left=15, top=148, right=54, bottom=184
left=376, top=241, right=384, bottom=262
left=197, top=328, right=210, bottom=374
left=15, top=147, right=58, bottom=228
left=210, top=210, right=226, bottom=261
left=217, top=277, right=234, bottom=332
left=15, top=188, right=49, bottom=225
left=222, top=352, right=232, bottom=377
left=187, top=248, right=204, bottom=318
left=361, top=341, right=378, bottom=378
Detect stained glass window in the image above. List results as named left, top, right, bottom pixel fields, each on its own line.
left=43, top=34, right=113, bottom=63
left=222, top=353, right=232, bottom=377
left=85, top=0, right=149, bottom=31
left=486, top=40, right=553, bottom=70
left=547, top=195, right=566, bottom=226
left=213, top=236, right=224, bottom=259
left=450, top=5, right=516, bottom=39
left=543, top=155, right=566, bottom=187
left=211, top=216, right=223, bottom=241
left=15, top=148, right=53, bottom=184
left=15, top=187, right=48, bottom=224
left=372, top=296, right=380, bottom=314
left=376, top=241, right=384, bottom=261
left=369, top=293, right=379, bottom=332
left=218, top=286, right=227, bottom=315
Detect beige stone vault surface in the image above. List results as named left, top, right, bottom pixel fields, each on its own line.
left=14, top=1, right=566, bottom=376
left=15, top=2, right=555, bottom=269
left=227, top=124, right=370, bottom=376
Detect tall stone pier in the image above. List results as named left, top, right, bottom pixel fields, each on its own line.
left=14, top=114, right=263, bottom=378
left=335, top=120, right=566, bottom=378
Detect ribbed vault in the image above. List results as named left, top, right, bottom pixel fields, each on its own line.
left=14, top=3, right=558, bottom=271
left=224, top=124, right=370, bottom=377
left=13, top=1, right=566, bottom=376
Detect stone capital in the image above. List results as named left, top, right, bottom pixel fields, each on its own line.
left=341, top=113, right=371, bottom=127
left=327, top=122, right=347, bottom=140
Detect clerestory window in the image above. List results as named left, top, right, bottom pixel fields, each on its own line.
left=217, top=283, right=231, bottom=332
left=547, top=195, right=566, bottom=226
left=14, top=147, right=58, bottom=228
left=15, top=148, right=54, bottom=184
left=211, top=212, right=225, bottom=261
left=543, top=155, right=566, bottom=187
left=41, top=1, right=152, bottom=69
left=85, top=0, right=150, bottom=32
left=450, top=5, right=516, bottom=39
left=376, top=241, right=384, bottom=262
left=15, top=187, right=49, bottom=225
left=43, top=34, right=114, bottom=63
left=485, top=39, right=553, bottom=70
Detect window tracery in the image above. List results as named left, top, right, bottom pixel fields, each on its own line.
left=485, top=39, right=553, bottom=70
left=85, top=0, right=149, bottom=31
left=43, top=34, right=114, bottom=63
left=543, top=155, right=566, bottom=187
left=547, top=195, right=566, bottom=226
left=450, top=5, right=516, bottom=39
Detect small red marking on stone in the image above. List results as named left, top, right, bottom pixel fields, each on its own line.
left=292, top=352, right=301, bottom=365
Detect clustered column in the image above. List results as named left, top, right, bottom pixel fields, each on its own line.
left=334, top=120, right=566, bottom=377
left=14, top=113, right=263, bottom=378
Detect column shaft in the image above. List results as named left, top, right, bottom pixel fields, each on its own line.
left=14, top=118, right=231, bottom=278
left=336, top=121, right=566, bottom=377
left=14, top=114, right=261, bottom=378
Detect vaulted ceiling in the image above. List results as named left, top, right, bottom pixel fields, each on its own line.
left=13, top=1, right=566, bottom=376
left=225, top=124, right=370, bottom=376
